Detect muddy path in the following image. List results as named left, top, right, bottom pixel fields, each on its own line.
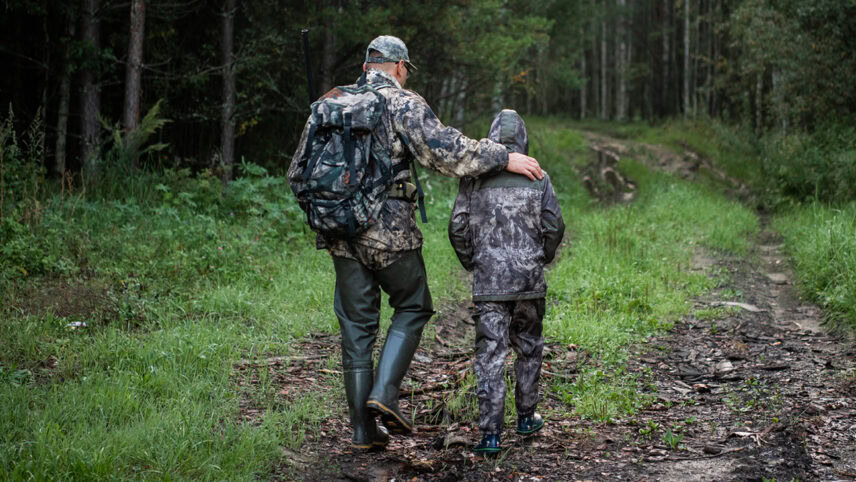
left=244, top=133, right=856, bottom=481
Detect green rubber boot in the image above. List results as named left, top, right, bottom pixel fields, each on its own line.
left=344, top=368, right=388, bottom=450
left=366, top=330, right=419, bottom=435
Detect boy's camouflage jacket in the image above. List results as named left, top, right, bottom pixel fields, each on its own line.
left=448, top=110, right=565, bottom=301
left=289, top=69, right=508, bottom=270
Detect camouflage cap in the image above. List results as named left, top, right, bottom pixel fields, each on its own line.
left=365, top=35, right=418, bottom=71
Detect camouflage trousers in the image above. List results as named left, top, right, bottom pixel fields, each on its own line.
left=474, top=299, right=545, bottom=435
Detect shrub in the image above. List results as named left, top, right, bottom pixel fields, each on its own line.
left=762, top=123, right=856, bottom=204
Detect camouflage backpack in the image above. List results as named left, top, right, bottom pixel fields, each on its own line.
left=292, top=83, right=406, bottom=238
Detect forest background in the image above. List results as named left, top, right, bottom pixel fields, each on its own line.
left=1, top=0, right=854, bottom=185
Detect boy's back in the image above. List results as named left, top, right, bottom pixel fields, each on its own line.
left=449, top=110, right=564, bottom=301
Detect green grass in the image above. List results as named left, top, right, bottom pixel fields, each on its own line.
left=522, top=118, right=758, bottom=420
left=773, top=202, right=856, bottom=329
left=569, top=118, right=763, bottom=189
left=612, top=118, right=856, bottom=330
left=0, top=117, right=762, bottom=478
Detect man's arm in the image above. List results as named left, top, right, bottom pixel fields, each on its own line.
left=448, top=178, right=475, bottom=271
left=389, top=91, right=510, bottom=178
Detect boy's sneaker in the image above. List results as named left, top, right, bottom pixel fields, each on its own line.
left=516, top=413, right=544, bottom=435
left=473, top=434, right=501, bottom=455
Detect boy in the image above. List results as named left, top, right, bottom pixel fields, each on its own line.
left=448, top=109, right=565, bottom=454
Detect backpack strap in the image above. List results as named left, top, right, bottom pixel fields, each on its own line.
left=343, top=112, right=356, bottom=186
left=370, top=137, right=394, bottom=190
left=396, top=133, right=427, bottom=223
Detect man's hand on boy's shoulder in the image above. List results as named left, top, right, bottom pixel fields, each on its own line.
left=507, top=152, right=544, bottom=181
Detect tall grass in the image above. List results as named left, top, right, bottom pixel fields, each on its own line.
left=524, top=119, right=759, bottom=420
left=773, top=203, right=856, bottom=329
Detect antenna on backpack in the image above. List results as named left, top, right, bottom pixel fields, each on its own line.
left=301, top=28, right=315, bottom=106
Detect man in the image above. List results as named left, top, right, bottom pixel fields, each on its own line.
left=288, top=35, right=544, bottom=450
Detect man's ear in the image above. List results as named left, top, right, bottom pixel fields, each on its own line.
left=362, top=63, right=367, bottom=72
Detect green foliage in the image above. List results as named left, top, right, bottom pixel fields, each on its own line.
left=0, top=214, right=75, bottom=279
left=761, top=124, right=856, bottom=204
left=0, top=107, right=74, bottom=279
left=638, top=420, right=660, bottom=439
left=729, top=0, right=856, bottom=128
left=571, top=118, right=764, bottom=189
left=525, top=118, right=757, bottom=419
left=90, top=100, right=170, bottom=195
left=544, top=157, right=757, bottom=354
left=663, top=428, right=684, bottom=450
left=774, top=202, right=856, bottom=329
left=553, top=368, right=654, bottom=422
left=0, top=105, right=47, bottom=219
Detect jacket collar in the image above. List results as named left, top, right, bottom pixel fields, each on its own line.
left=361, top=69, right=402, bottom=89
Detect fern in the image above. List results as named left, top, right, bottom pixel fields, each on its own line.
left=91, top=100, right=171, bottom=197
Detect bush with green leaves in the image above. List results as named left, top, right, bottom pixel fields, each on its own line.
left=0, top=214, right=75, bottom=279
left=762, top=123, right=856, bottom=205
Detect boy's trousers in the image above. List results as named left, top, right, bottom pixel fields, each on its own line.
left=474, top=299, right=545, bottom=435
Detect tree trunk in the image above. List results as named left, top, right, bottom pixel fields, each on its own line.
left=220, top=0, right=236, bottom=183
left=616, top=0, right=626, bottom=121
left=539, top=46, right=549, bottom=115
left=80, top=0, right=101, bottom=176
left=321, top=1, right=336, bottom=94
left=456, top=74, right=467, bottom=124
left=41, top=9, right=50, bottom=167
left=600, top=13, right=608, bottom=119
left=592, top=17, right=600, bottom=118
left=755, top=73, right=763, bottom=134
left=491, top=75, right=504, bottom=114
left=442, top=76, right=456, bottom=121
left=706, top=0, right=714, bottom=116
left=580, top=25, right=587, bottom=119
left=692, top=0, right=701, bottom=117
left=661, top=0, right=670, bottom=117
left=773, top=69, right=787, bottom=129
left=123, top=0, right=146, bottom=169
left=438, top=77, right=449, bottom=120
left=683, top=0, right=690, bottom=118
left=55, top=12, right=76, bottom=177
left=626, top=6, right=633, bottom=119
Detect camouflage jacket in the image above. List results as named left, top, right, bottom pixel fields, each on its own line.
left=289, top=69, right=509, bottom=270
left=448, top=110, right=565, bottom=301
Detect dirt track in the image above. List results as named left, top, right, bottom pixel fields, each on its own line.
left=243, top=134, right=856, bottom=481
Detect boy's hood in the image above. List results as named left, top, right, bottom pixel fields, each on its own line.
left=487, top=109, right=529, bottom=156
